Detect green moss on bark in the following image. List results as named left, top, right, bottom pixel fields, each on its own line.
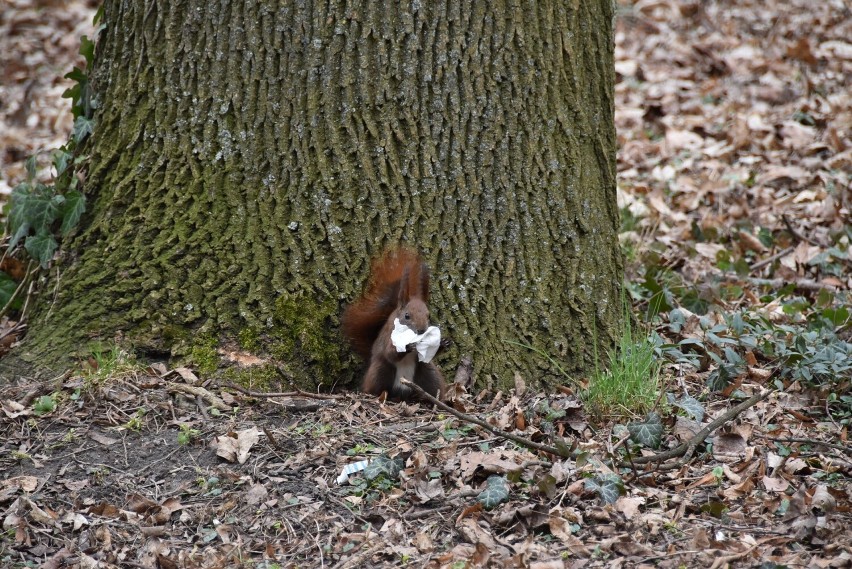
left=269, top=294, right=345, bottom=385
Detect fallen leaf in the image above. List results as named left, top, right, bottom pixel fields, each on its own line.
left=615, top=496, right=644, bottom=519
left=88, top=431, right=119, bottom=446
left=762, top=476, right=790, bottom=493
left=214, top=428, right=260, bottom=464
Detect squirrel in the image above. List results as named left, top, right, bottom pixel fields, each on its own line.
left=341, top=247, right=446, bottom=401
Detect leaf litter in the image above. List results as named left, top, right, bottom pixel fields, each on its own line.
left=1, top=0, right=851, bottom=567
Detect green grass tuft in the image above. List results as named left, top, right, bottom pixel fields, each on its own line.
left=584, top=322, right=661, bottom=419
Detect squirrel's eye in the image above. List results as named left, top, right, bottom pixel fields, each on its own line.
left=404, top=312, right=411, bottom=320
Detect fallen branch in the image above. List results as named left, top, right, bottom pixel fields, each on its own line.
left=630, top=388, right=772, bottom=468
left=750, top=246, right=795, bottom=272
left=752, top=434, right=852, bottom=457
left=709, top=544, right=758, bottom=569
left=166, top=382, right=230, bottom=411
left=722, top=274, right=837, bottom=293
left=782, top=214, right=820, bottom=247
left=400, top=378, right=571, bottom=458
left=217, top=381, right=344, bottom=401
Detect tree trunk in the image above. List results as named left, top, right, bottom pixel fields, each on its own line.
left=4, top=0, right=621, bottom=389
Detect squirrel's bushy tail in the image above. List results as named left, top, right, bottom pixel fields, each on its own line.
left=341, top=247, right=430, bottom=359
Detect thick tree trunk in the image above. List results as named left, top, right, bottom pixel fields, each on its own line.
left=4, top=0, right=620, bottom=389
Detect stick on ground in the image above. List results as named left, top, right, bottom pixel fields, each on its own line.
left=400, top=378, right=572, bottom=458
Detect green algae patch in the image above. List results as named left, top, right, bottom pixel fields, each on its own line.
left=222, top=364, right=279, bottom=392
left=269, top=293, right=346, bottom=387
left=189, top=336, right=219, bottom=376
left=238, top=327, right=261, bottom=352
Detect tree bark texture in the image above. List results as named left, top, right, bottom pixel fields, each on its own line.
left=7, top=0, right=621, bottom=389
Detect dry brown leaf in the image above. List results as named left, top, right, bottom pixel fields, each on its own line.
left=173, top=367, right=200, bottom=383
left=213, top=428, right=260, bottom=464
left=88, top=431, right=119, bottom=446
left=694, top=242, right=725, bottom=259
left=244, top=484, right=268, bottom=506
left=458, top=449, right=528, bottom=479
left=615, top=496, right=644, bottom=519
left=811, top=485, right=836, bottom=512
left=723, top=477, right=755, bottom=499
left=412, top=478, right=445, bottom=504
left=2, top=400, right=30, bottom=418
left=1, top=476, right=39, bottom=494
left=413, top=531, right=434, bottom=553
left=762, top=476, right=790, bottom=493
left=738, top=230, right=767, bottom=253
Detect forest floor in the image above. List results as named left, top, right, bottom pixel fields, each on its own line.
left=1, top=0, right=851, bottom=568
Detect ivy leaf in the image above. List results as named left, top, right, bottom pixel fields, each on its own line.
left=671, top=394, right=705, bottom=422
left=79, top=35, right=95, bottom=68
left=7, top=185, right=32, bottom=249
left=707, top=363, right=739, bottom=391
left=62, top=67, right=87, bottom=117
left=627, top=412, right=663, bottom=449
left=477, top=475, right=510, bottom=509
left=24, top=230, right=58, bottom=268
left=363, top=455, right=403, bottom=482
left=25, top=155, right=38, bottom=181
left=53, top=149, right=73, bottom=177
left=24, top=186, right=63, bottom=232
left=822, top=306, right=850, bottom=326
left=59, top=190, right=86, bottom=235
left=0, top=272, right=22, bottom=310
left=72, top=116, right=95, bottom=144
left=584, top=474, right=623, bottom=505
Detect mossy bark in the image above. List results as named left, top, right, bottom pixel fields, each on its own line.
left=2, top=0, right=621, bottom=390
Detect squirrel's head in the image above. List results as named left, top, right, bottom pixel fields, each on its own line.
left=398, top=297, right=430, bottom=335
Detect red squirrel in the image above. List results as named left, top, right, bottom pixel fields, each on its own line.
left=341, top=248, right=445, bottom=400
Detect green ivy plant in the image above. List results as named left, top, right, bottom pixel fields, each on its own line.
left=6, top=153, right=87, bottom=268
left=2, top=15, right=102, bottom=280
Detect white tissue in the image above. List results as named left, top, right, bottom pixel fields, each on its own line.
left=390, top=318, right=441, bottom=363
left=336, top=459, right=370, bottom=484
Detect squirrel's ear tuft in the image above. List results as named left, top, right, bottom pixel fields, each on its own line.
left=416, top=258, right=430, bottom=303
left=398, top=266, right=411, bottom=306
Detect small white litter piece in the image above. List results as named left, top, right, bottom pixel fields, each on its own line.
left=336, top=459, right=370, bottom=485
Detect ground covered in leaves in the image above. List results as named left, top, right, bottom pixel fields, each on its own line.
left=1, top=0, right=851, bottom=567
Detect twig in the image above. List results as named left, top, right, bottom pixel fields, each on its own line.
left=399, top=378, right=571, bottom=458
left=749, top=246, right=794, bottom=272
left=639, top=550, right=701, bottom=564
left=752, top=434, right=852, bottom=457
left=0, top=260, right=35, bottom=320
left=722, top=274, right=837, bottom=293
left=630, top=389, right=772, bottom=467
left=332, top=541, right=385, bottom=569
left=782, top=214, right=820, bottom=247
left=403, top=505, right=454, bottom=520
left=166, top=382, right=230, bottom=411
left=767, top=214, right=851, bottom=270
left=217, top=381, right=345, bottom=400
left=709, top=544, right=758, bottom=569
